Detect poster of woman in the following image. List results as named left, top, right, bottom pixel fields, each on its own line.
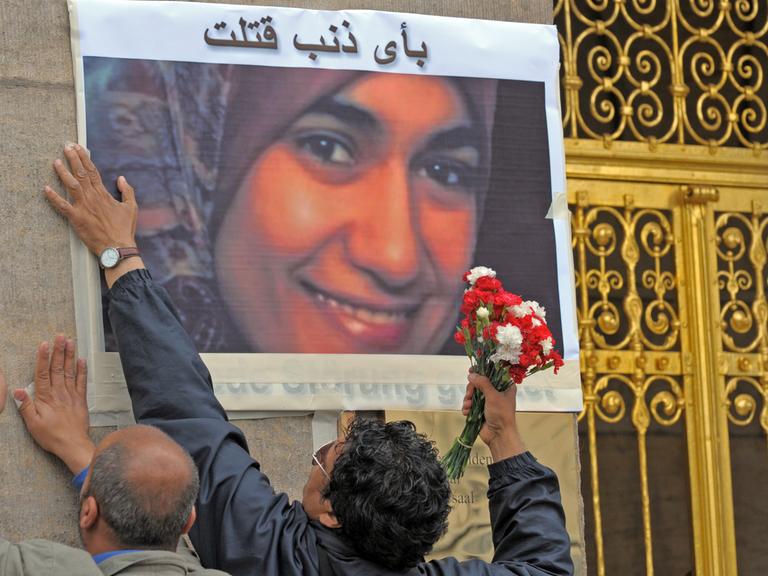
left=69, top=0, right=580, bottom=413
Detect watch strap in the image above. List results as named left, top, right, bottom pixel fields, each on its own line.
left=116, top=247, right=140, bottom=260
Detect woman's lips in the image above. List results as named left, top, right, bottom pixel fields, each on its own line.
left=299, top=281, right=421, bottom=350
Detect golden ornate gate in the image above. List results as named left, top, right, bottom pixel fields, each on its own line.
left=554, top=1, right=768, bottom=574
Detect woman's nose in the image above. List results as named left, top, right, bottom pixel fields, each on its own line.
left=345, top=160, right=422, bottom=289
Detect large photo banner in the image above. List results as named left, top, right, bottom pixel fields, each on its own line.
left=68, top=0, right=581, bottom=414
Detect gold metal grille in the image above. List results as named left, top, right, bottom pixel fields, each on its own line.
left=554, top=2, right=768, bottom=573
left=715, top=207, right=768, bottom=436
left=554, top=0, right=768, bottom=151
left=571, top=187, right=689, bottom=576
left=567, top=150, right=768, bottom=576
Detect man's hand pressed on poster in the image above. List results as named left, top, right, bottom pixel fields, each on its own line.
left=45, top=144, right=145, bottom=289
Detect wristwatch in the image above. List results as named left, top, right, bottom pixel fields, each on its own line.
left=99, top=246, right=141, bottom=269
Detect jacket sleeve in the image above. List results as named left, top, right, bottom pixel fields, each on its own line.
left=487, top=451, right=573, bottom=574
left=107, top=269, right=317, bottom=576
left=423, top=451, right=573, bottom=575
left=0, top=539, right=102, bottom=576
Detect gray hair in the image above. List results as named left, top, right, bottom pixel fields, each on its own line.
left=83, top=438, right=199, bottom=550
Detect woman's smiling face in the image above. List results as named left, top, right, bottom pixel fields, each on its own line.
left=214, top=72, right=483, bottom=353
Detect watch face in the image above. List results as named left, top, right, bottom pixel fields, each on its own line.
left=100, top=247, right=120, bottom=268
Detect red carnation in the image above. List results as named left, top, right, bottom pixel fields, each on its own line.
left=475, top=276, right=502, bottom=291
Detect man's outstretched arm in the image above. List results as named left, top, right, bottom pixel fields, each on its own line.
left=107, top=270, right=316, bottom=574
left=462, top=373, right=573, bottom=575
left=44, top=145, right=316, bottom=576
left=422, top=374, right=572, bottom=575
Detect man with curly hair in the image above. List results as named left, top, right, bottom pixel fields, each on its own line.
left=44, top=144, right=573, bottom=575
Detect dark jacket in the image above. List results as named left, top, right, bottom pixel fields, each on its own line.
left=108, top=270, right=574, bottom=576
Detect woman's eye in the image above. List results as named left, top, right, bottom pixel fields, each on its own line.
left=417, top=159, right=474, bottom=189
left=296, top=134, right=355, bottom=166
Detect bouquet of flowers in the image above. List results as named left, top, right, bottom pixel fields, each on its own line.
left=441, top=266, right=563, bottom=480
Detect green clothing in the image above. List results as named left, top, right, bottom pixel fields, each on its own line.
left=0, top=539, right=101, bottom=576
left=99, top=549, right=229, bottom=575
left=0, top=539, right=229, bottom=576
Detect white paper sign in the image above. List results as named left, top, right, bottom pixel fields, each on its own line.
left=68, top=0, right=581, bottom=415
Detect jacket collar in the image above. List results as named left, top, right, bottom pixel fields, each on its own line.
left=312, top=522, right=423, bottom=576
left=97, top=549, right=192, bottom=575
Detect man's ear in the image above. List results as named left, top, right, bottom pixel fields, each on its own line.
left=317, top=510, right=341, bottom=529
left=181, top=506, right=197, bottom=535
left=79, top=496, right=99, bottom=530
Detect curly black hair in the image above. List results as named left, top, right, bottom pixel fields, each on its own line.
left=323, top=418, right=451, bottom=571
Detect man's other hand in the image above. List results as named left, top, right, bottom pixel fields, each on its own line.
left=15, top=335, right=95, bottom=474
left=44, top=144, right=137, bottom=257
left=462, top=372, right=526, bottom=462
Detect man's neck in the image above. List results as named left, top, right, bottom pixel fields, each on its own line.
left=86, top=537, right=175, bottom=558
left=84, top=531, right=130, bottom=557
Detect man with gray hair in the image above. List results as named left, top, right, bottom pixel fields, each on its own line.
left=1, top=335, right=229, bottom=576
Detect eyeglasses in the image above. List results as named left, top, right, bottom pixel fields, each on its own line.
left=312, top=440, right=335, bottom=481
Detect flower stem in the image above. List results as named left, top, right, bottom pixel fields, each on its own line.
left=441, top=388, right=485, bottom=480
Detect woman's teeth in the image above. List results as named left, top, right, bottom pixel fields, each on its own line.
left=315, top=292, right=408, bottom=324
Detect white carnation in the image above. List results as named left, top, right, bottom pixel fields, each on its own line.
left=511, top=300, right=546, bottom=320
left=476, top=306, right=490, bottom=320
left=491, top=324, right=523, bottom=364
left=510, top=304, right=528, bottom=318
left=540, top=337, right=553, bottom=356
left=466, top=266, right=496, bottom=286
left=496, top=324, right=523, bottom=348
left=529, top=301, right=546, bottom=319
left=490, top=344, right=521, bottom=365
